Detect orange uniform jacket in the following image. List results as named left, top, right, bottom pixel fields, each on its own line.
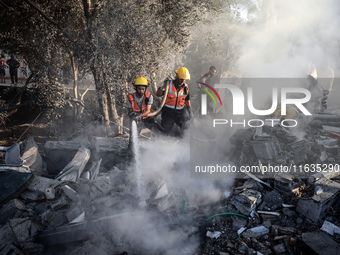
left=127, top=92, right=151, bottom=118
left=164, top=80, right=188, bottom=110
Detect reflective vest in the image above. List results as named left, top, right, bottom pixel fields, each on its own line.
left=164, top=81, right=188, bottom=110
left=127, top=92, right=151, bottom=115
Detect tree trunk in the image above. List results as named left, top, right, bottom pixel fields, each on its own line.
left=70, top=54, right=79, bottom=99
left=91, top=65, right=110, bottom=126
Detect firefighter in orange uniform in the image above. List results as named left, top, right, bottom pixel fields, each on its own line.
left=127, top=76, right=164, bottom=133
left=156, top=67, right=192, bottom=135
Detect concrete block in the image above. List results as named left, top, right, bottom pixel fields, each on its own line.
left=0, top=244, right=23, bottom=255
left=156, top=193, right=176, bottom=212
left=69, top=212, right=85, bottom=224
left=50, top=196, right=68, bottom=210
left=288, top=140, right=308, bottom=165
left=93, top=177, right=113, bottom=195
left=44, top=140, right=91, bottom=174
left=88, top=159, right=102, bottom=180
left=320, top=221, right=340, bottom=236
left=65, top=206, right=83, bottom=222
left=61, top=185, right=79, bottom=202
left=9, top=217, right=32, bottom=243
left=149, top=182, right=169, bottom=201
left=56, top=147, right=91, bottom=182
left=231, top=189, right=262, bottom=216
left=20, top=242, right=44, bottom=254
left=301, top=232, right=340, bottom=255
left=41, top=209, right=67, bottom=229
left=26, top=175, right=60, bottom=194
left=262, top=190, right=283, bottom=210
left=93, top=137, right=128, bottom=153
left=20, top=190, right=43, bottom=201
left=242, top=226, right=269, bottom=238
left=297, top=178, right=340, bottom=222
left=21, top=137, right=43, bottom=173
left=251, top=136, right=282, bottom=160
left=0, top=199, right=26, bottom=226
left=273, top=244, right=286, bottom=254
left=0, top=223, right=16, bottom=251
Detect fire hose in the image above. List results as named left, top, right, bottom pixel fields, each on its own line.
left=147, top=81, right=169, bottom=117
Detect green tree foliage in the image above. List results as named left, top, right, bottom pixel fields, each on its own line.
left=0, top=0, right=241, bottom=131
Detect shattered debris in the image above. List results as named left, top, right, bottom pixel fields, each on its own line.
left=1, top=120, right=340, bottom=255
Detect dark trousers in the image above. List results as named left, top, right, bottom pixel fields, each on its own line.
left=9, top=69, right=18, bottom=84
left=161, top=107, right=188, bottom=135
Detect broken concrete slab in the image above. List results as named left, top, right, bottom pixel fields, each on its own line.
left=20, top=242, right=44, bottom=254
left=0, top=243, right=23, bottom=255
left=9, top=217, right=32, bottom=243
left=251, top=136, right=282, bottom=160
left=26, top=175, right=60, bottom=194
left=301, top=232, right=340, bottom=255
left=92, top=176, right=114, bottom=195
left=242, top=226, right=269, bottom=239
left=0, top=171, right=33, bottom=206
left=273, top=243, right=286, bottom=254
left=61, top=185, right=79, bottom=202
left=287, top=140, right=309, bottom=165
left=230, top=189, right=262, bottom=216
left=148, top=182, right=169, bottom=202
left=262, top=190, right=283, bottom=210
left=320, top=220, right=340, bottom=236
left=69, top=212, right=85, bottom=224
left=206, top=230, right=222, bottom=239
left=88, top=159, right=102, bottom=180
left=44, top=141, right=91, bottom=174
left=94, top=137, right=129, bottom=154
left=271, top=225, right=296, bottom=235
left=65, top=206, right=83, bottom=223
left=21, top=137, right=43, bottom=174
left=297, top=178, right=340, bottom=222
left=41, top=209, right=68, bottom=229
left=147, top=192, right=176, bottom=212
left=50, top=196, right=68, bottom=211
left=0, top=143, right=24, bottom=166
left=20, top=190, right=44, bottom=201
left=0, top=199, right=26, bottom=226
left=55, top=146, right=91, bottom=182
left=0, top=223, right=16, bottom=251
left=312, top=170, right=340, bottom=180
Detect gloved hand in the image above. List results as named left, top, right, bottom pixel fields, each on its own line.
left=128, top=111, right=136, bottom=118
left=187, top=108, right=192, bottom=120
left=134, top=113, right=143, bottom=121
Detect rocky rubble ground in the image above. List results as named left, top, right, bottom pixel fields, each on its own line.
left=0, top=121, right=340, bottom=255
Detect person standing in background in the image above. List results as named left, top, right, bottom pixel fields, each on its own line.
left=6, top=55, right=20, bottom=85
left=0, top=56, right=7, bottom=83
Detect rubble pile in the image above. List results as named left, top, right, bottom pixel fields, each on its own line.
left=201, top=123, right=340, bottom=255
left=1, top=122, right=340, bottom=255
left=229, top=123, right=340, bottom=170
left=202, top=176, right=340, bottom=255
left=0, top=136, right=205, bottom=254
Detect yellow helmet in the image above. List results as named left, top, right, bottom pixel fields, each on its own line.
left=134, top=76, right=148, bottom=86
left=175, top=67, right=190, bottom=80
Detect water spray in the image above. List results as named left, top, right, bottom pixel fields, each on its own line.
left=131, top=120, right=147, bottom=206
